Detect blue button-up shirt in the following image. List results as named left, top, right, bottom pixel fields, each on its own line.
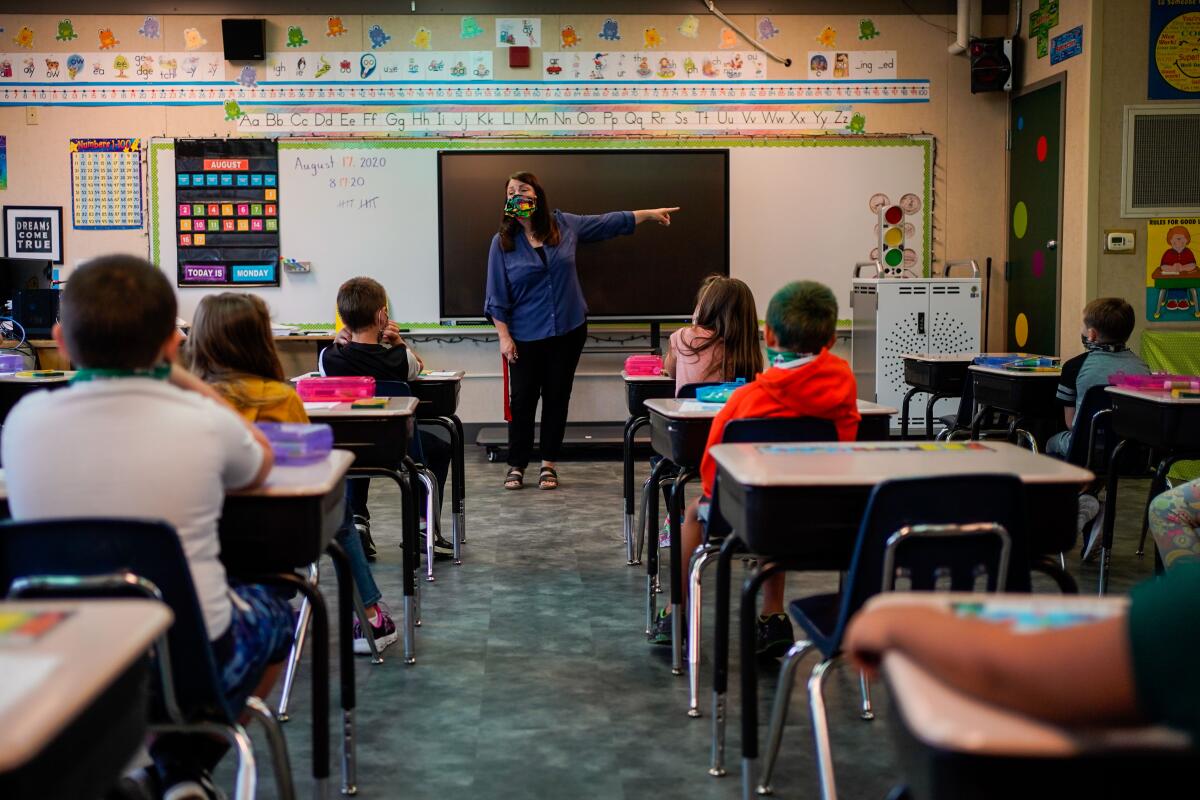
left=485, top=209, right=636, bottom=341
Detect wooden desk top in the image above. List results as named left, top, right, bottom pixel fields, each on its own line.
left=644, top=397, right=721, bottom=420
left=856, top=399, right=898, bottom=416
left=0, top=450, right=355, bottom=502
left=227, top=449, right=354, bottom=498
left=621, top=370, right=673, bottom=383
left=709, top=440, right=1094, bottom=488
left=901, top=352, right=978, bottom=363
left=274, top=333, right=334, bottom=342
left=646, top=397, right=898, bottom=421
left=0, top=372, right=75, bottom=384
left=0, top=599, right=173, bottom=772
left=1107, top=386, right=1200, bottom=406
left=969, top=364, right=1062, bottom=379
left=871, top=593, right=1190, bottom=757
left=303, top=397, right=418, bottom=418
left=415, top=370, right=465, bottom=381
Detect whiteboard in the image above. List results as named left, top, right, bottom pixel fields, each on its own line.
left=150, top=137, right=932, bottom=325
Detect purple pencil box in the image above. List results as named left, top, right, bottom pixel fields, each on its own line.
left=256, top=423, right=334, bottom=465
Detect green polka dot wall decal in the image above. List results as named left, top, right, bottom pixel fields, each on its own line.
left=1013, top=201, right=1028, bottom=239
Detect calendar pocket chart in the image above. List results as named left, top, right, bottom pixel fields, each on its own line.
left=174, top=138, right=280, bottom=287
left=70, top=138, right=142, bottom=230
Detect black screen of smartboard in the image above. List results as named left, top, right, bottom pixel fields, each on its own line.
left=438, top=150, right=729, bottom=321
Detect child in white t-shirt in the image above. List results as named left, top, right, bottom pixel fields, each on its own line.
left=1, top=255, right=290, bottom=797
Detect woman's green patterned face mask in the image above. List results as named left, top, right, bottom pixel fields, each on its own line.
left=504, top=195, right=537, bottom=219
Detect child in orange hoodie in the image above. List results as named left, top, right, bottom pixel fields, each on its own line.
left=650, top=280, right=860, bottom=657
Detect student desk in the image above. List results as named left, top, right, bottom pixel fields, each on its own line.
left=0, top=453, right=357, bottom=798
left=305, top=398, right=425, bottom=663
left=1098, top=386, right=1200, bottom=593
left=621, top=371, right=675, bottom=565
left=0, top=371, right=74, bottom=429
left=706, top=441, right=1093, bottom=790
left=900, top=353, right=975, bottom=439
left=412, top=371, right=467, bottom=563
left=0, top=599, right=172, bottom=799
left=872, top=593, right=1194, bottom=799
left=967, top=365, right=1062, bottom=450
left=641, top=398, right=898, bottom=675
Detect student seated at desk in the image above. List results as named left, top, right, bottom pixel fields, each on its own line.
left=663, top=275, right=764, bottom=394
left=321, top=276, right=453, bottom=558
left=187, top=292, right=399, bottom=654
left=0, top=255, right=292, bottom=797
left=1047, top=298, right=1149, bottom=550
left=1149, top=478, right=1200, bottom=570
left=652, top=280, right=860, bottom=656
left=845, top=563, right=1200, bottom=744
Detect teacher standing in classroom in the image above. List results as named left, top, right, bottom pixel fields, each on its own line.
left=485, top=171, right=678, bottom=491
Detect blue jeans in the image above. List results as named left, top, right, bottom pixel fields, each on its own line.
left=335, top=497, right=382, bottom=607
left=1046, top=429, right=1071, bottom=458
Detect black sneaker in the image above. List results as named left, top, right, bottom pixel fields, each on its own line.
left=355, top=515, right=376, bottom=561
left=756, top=613, right=795, bottom=659
left=648, top=608, right=672, bottom=645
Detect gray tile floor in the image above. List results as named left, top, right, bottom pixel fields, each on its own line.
left=228, top=449, right=1158, bottom=799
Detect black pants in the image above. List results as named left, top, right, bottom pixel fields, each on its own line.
left=508, top=321, right=588, bottom=468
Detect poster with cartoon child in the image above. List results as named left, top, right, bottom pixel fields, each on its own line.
left=1147, top=218, right=1200, bottom=320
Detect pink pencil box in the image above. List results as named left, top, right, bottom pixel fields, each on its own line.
left=296, top=375, right=375, bottom=402
left=624, top=355, right=664, bottom=376
left=1109, top=372, right=1200, bottom=391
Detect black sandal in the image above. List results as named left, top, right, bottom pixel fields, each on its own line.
left=504, top=467, right=524, bottom=490
left=538, top=466, right=559, bottom=490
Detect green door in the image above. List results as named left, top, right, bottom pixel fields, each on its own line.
left=1007, top=76, right=1064, bottom=355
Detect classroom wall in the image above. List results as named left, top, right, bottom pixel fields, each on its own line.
left=1013, top=0, right=1100, bottom=358
left=0, top=9, right=1011, bottom=424
left=1094, top=1, right=1195, bottom=355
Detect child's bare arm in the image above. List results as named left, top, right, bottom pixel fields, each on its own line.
left=846, top=605, right=1140, bottom=727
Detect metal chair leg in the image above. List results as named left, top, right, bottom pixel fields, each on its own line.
left=756, top=640, right=813, bottom=796
left=710, top=536, right=739, bottom=778
left=644, top=459, right=671, bottom=634
left=244, top=696, right=297, bottom=800
left=1015, top=428, right=1038, bottom=452
left=222, top=722, right=259, bottom=800
left=859, top=671, right=875, bottom=721
left=688, top=544, right=719, bottom=717
left=809, top=659, right=839, bottom=800
left=277, top=563, right=319, bottom=721
left=417, top=469, right=439, bottom=583
left=1137, top=459, right=1171, bottom=556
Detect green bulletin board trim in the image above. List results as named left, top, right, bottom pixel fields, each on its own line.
left=149, top=135, right=935, bottom=325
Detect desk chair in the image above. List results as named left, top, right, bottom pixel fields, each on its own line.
left=1062, top=385, right=1150, bottom=557
left=936, top=377, right=1018, bottom=445
left=753, top=475, right=1029, bottom=800
left=632, top=380, right=742, bottom=574
left=0, top=519, right=296, bottom=800
left=685, top=417, right=838, bottom=719
left=376, top=380, right=450, bottom=575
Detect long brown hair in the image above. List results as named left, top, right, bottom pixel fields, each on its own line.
left=678, top=275, right=764, bottom=380
left=498, top=171, right=560, bottom=252
left=187, top=293, right=286, bottom=388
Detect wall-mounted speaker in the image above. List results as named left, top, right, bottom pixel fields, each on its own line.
left=969, top=37, right=1014, bottom=93
left=222, top=19, right=266, bottom=61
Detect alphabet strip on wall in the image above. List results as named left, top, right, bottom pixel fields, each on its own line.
left=234, top=105, right=865, bottom=136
